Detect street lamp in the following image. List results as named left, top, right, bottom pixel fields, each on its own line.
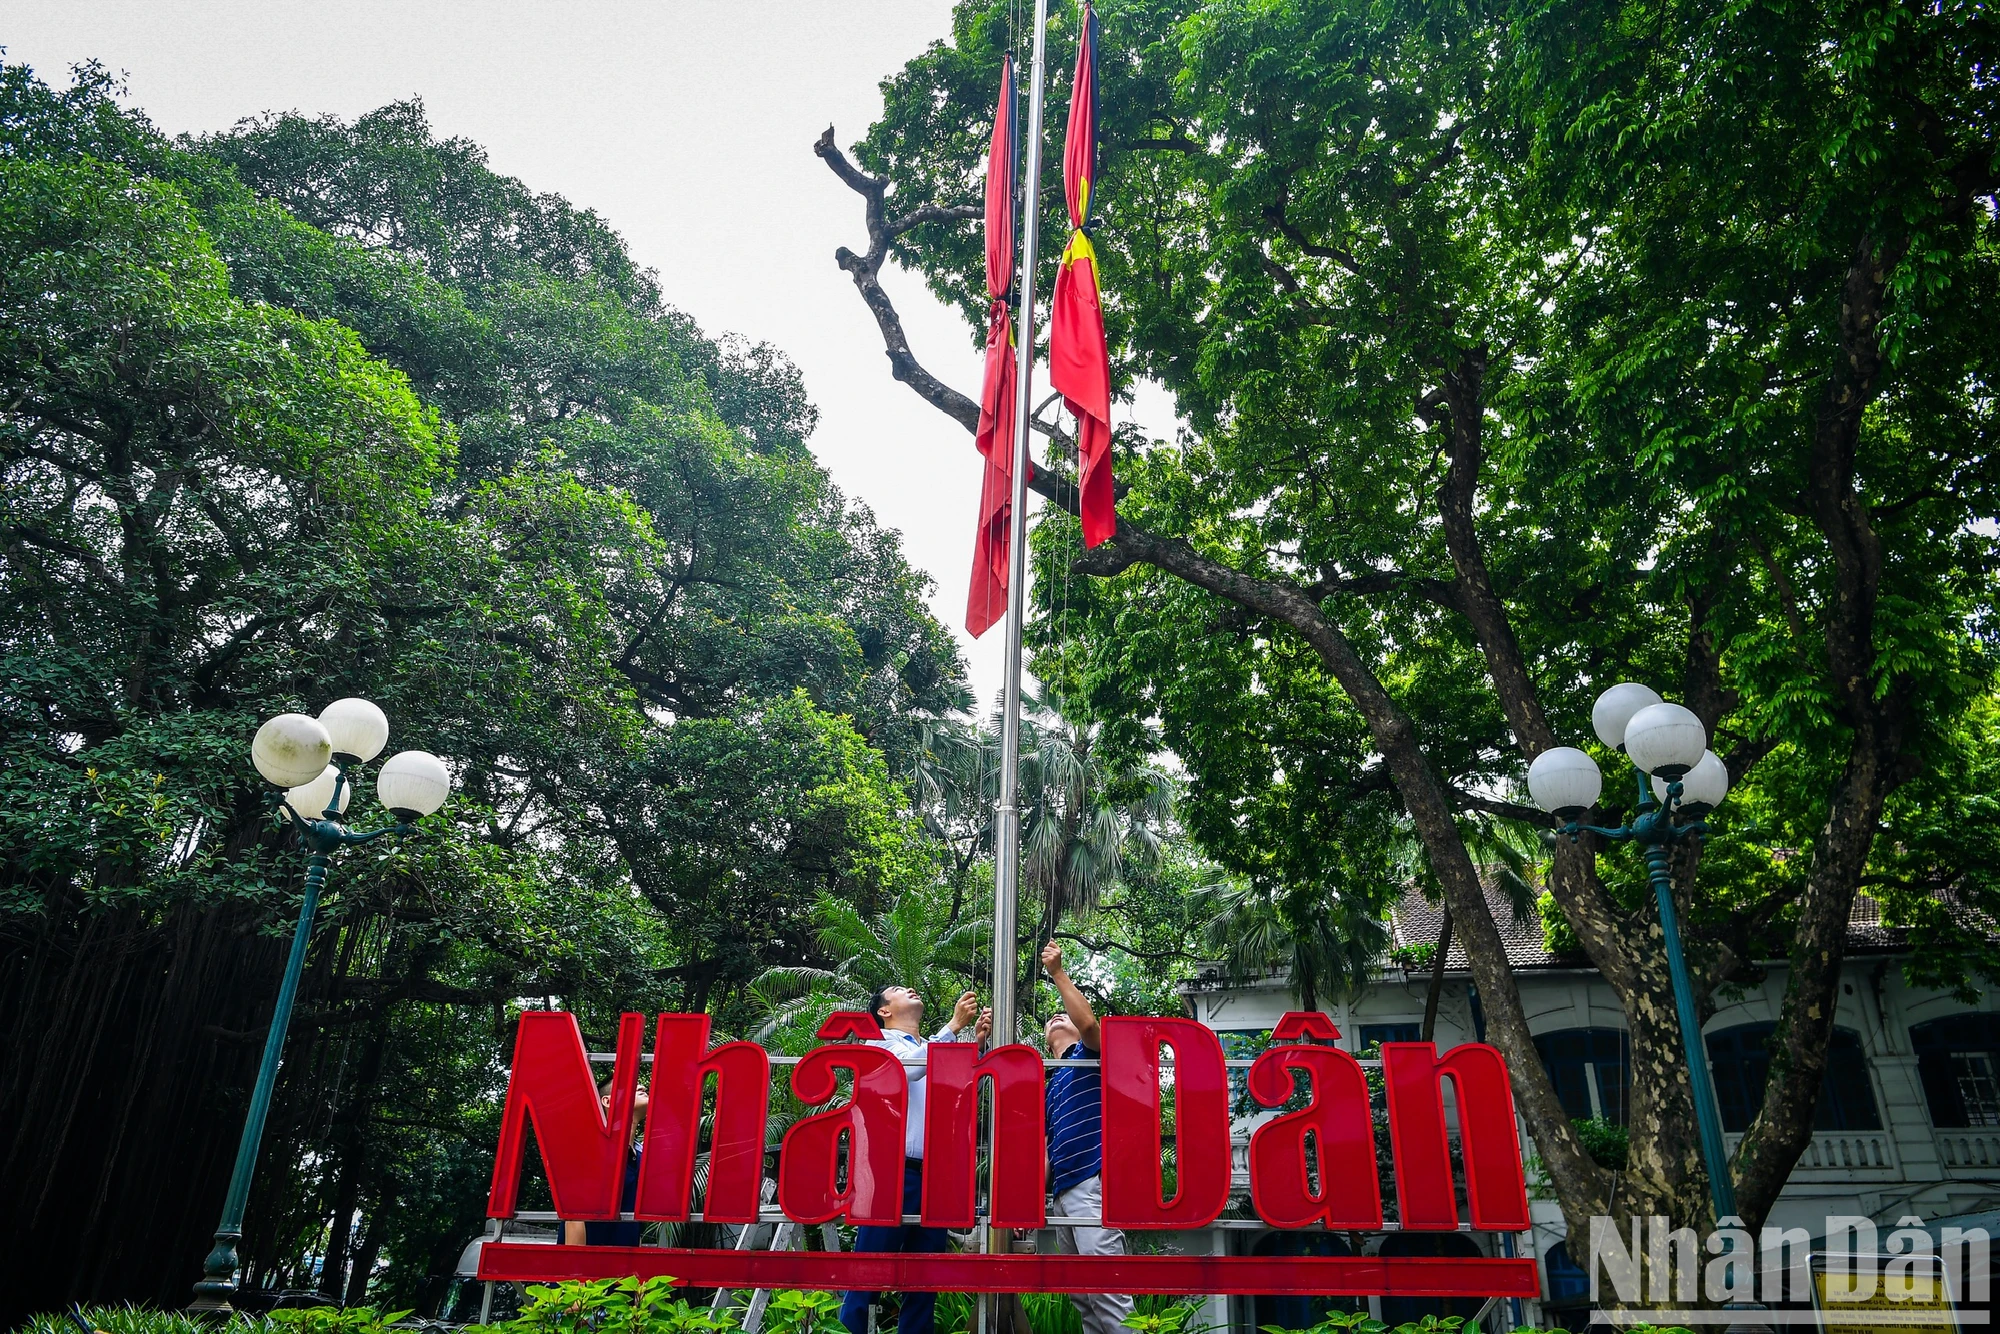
left=191, top=698, right=451, bottom=1310
left=1526, top=682, right=1738, bottom=1223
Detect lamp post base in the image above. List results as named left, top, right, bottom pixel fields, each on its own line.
left=190, top=1232, right=241, bottom=1312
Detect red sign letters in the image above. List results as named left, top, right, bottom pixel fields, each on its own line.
left=479, top=1009, right=1537, bottom=1297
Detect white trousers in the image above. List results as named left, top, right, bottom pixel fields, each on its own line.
left=1054, top=1174, right=1135, bottom=1334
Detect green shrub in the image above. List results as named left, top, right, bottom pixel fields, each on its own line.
left=270, top=1308, right=414, bottom=1334
left=757, top=1290, right=840, bottom=1334
left=15, top=1307, right=247, bottom=1334
left=475, top=1277, right=734, bottom=1334
left=1571, top=1116, right=1631, bottom=1171
left=1389, top=944, right=1438, bottom=971
left=1261, top=1314, right=1453, bottom=1334
left=13, top=1297, right=1686, bottom=1334
left=11, top=1304, right=408, bottom=1334
left=11, top=1308, right=404, bottom=1334
left=1122, top=1302, right=1204, bottom=1334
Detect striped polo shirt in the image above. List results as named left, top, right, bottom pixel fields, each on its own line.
left=1045, top=1038, right=1103, bottom=1196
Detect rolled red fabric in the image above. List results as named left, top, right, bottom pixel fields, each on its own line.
left=968, top=55, right=1019, bottom=638
left=1048, top=1, right=1115, bottom=548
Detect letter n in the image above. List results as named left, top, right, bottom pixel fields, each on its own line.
left=1382, top=1040, right=1530, bottom=1229
left=922, top=1042, right=1046, bottom=1228
left=1248, top=1043, right=1382, bottom=1229
left=1592, top=1215, right=1645, bottom=1305
left=777, top=1042, right=907, bottom=1225
left=1101, top=1016, right=1230, bottom=1228
left=636, top=1014, right=770, bottom=1223
left=487, top=1011, right=643, bottom=1219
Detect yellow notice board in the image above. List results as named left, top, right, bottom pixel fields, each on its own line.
left=1812, top=1264, right=1960, bottom=1334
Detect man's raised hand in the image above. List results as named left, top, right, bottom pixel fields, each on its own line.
left=952, top=989, right=981, bottom=1031
left=1041, top=940, right=1100, bottom=1049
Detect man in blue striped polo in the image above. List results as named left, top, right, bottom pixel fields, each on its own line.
left=1039, top=940, right=1135, bottom=1334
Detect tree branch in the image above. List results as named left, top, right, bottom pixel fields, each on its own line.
left=816, top=125, right=1082, bottom=513
left=1262, top=185, right=1363, bottom=276
left=1447, top=787, right=1547, bottom=826
left=1429, top=352, right=1641, bottom=989
left=817, top=126, right=983, bottom=432
left=888, top=201, right=982, bottom=238
left=817, top=124, right=1609, bottom=1223
left=1051, top=930, right=1193, bottom=963
left=1304, top=566, right=1463, bottom=613
left=1394, top=123, right=1467, bottom=201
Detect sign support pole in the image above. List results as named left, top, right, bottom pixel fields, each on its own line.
left=987, top=0, right=1051, bottom=1305
left=993, top=0, right=1049, bottom=1163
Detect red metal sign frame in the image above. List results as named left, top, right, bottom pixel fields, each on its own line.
left=481, top=1010, right=1537, bottom=1297
left=476, top=1244, right=1541, bottom=1297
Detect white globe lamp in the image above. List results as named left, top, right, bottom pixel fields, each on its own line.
left=1623, top=703, right=1708, bottom=779
left=1592, top=682, right=1663, bottom=751
left=1654, top=749, right=1730, bottom=815
left=319, top=697, right=390, bottom=762
left=1528, top=746, right=1603, bottom=820
left=377, top=750, right=451, bottom=821
left=251, top=714, right=333, bottom=789
left=283, top=765, right=352, bottom=821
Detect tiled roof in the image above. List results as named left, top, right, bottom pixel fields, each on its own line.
left=1388, top=882, right=1918, bottom=974
left=1389, top=881, right=1565, bottom=971
left=1844, top=891, right=1904, bottom=950
left=1182, top=883, right=1949, bottom=1000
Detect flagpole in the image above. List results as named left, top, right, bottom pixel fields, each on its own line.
left=988, top=0, right=1049, bottom=1256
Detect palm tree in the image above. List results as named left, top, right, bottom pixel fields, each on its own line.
left=908, top=688, right=1177, bottom=986
left=1392, top=809, right=1541, bottom=1038
left=1195, top=809, right=1540, bottom=1016
left=1011, top=686, right=1176, bottom=974
left=1192, top=876, right=1390, bottom=1013
left=910, top=716, right=992, bottom=925
left=749, top=890, right=991, bottom=1046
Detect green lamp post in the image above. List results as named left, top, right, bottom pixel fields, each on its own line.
left=1526, top=682, right=1738, bottom=1223
left=191, top=698, right=451, bottom=1311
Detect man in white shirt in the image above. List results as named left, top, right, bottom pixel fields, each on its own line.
left=838, top=983, right=989, bottom=1334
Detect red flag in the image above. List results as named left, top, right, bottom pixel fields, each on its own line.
left=1049, top=0, right=1115, bottom=548
left=968, top=56, right=1019, bottom=639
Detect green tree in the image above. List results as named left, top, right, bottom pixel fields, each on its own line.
left=750, top=888, right=992, bottom=1046
left=817, top=0, right=1999, bottom=1244
left=1014, top=687, right=1176, bottom=972
left=0, top=61, right=967, bottom=1317
left=1191, top=877, right=1387, bottom=1015
left=611, top=690, right=945, bottom=1016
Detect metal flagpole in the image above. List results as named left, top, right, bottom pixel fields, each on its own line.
left=986, top=0, right=1050, bottom=1279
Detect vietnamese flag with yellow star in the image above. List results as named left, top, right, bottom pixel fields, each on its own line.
left=967, top=54, right=1019, bottom=639
left=1048, top=0, right=1115, bottom=547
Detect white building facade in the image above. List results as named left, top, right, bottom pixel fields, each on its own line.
left=1177, top=889, right=2000, bottom=1330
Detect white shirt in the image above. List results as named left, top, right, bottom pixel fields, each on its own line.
left=872, top=1022, right=975, bottom=1159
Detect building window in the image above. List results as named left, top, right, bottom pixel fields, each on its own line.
left=1705, top=1023, right=1881, bottom=1132
left=1532, top=1028, right=1631, bottom=1124
left=1950, top=1054, right=2000, bottom=1125
left=1912, top=1013, right=2000, bottom=1128
left=1358, top=1023, right=1421, bottom=1050
left=1251, top=1231, right=1358, bottom=1330
left=1541, top=1240, right=1591, bottom=1310
left=1378, top=1233, right=1485, bottom=1326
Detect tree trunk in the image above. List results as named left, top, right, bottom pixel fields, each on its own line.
left=320, top=1174, right=360, bottom=1300
left=813, top=128, right=1949, bottom=1245
left=345, top=1209, right=384, bottom=1306
left=0, top=879, right=309, bottom=1325
left=1420, top=910, right=1452, bottom=1043
left=1728, top=231, right=1909, bottom=1230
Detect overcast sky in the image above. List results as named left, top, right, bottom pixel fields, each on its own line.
left=3, top=1, right=1173, bottom=710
